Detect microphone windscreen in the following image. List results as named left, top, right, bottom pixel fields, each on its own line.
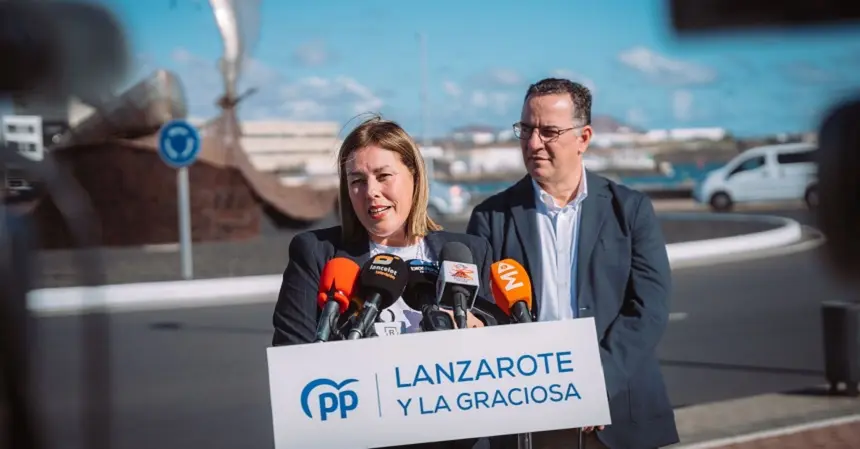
left=317, top=257, right=361, bottom=313
left=403, top=268, right=438, bottom=310
left=0, top=1, right=129, bottom=100
left=358, top=254, right=409, bottom=309
left=407, top=259, right=439, bottom=276
left=490, top=259, right=533, bottom=311
left=439, top=241, right=474, bottom=264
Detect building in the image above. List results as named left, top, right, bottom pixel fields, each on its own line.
left=2, top=115, right=44, bottom=162
left=1, top=115, right=45, bottom=197
left=236, top=120, right=342, bottom=188
left=451, top=125, right=498, bottom=146
left=645, top=127, right=728, bottom=142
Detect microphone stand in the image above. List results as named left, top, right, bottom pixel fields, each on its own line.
left=516, top=432, right=532, bottom=449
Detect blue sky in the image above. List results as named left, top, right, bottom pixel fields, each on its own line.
left=104, top=0, right=860, bottom=138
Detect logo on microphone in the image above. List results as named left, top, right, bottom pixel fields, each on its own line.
left=300, top=377, right=360, bottom=422
left=368, top=254, right=402, bottom=280
left=448, top=263, right=475, bottom=281
left=408, top=259, right=439, bottom=275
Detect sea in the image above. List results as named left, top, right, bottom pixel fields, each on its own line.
left=457, top=161, right=726, bottom=198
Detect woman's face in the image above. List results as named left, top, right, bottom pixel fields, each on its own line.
left=345, top=145, right=415, bottom=246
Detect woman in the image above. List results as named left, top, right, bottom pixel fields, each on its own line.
left=273, top=115, right=492, bottom=344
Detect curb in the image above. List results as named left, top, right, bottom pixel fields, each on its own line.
left=661, top=213, right=803, bottom=266
left=27, top=213, right=804, bottom=316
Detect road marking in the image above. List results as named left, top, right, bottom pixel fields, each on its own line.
left=669, top=312, right=688, bottom=322
left=674, top=413, right=860, bottom=449
left=142, top=243, right=180, bottom=253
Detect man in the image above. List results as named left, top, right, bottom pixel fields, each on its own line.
left=466, top=78, right=679, bottom=449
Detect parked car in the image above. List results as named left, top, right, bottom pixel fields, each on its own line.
left=694, top=142, right=818, bottom=211
left=427, top=180, right=471, bottom=220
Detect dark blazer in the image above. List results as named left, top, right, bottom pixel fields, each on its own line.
left=467, top=172, right=679, bottom=449
left=271, top=225, right=493, bottom=449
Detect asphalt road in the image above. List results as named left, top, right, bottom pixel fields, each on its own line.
left=28, top=208, right=844, bottom=449
left=34, top=213, right=779, bottom=288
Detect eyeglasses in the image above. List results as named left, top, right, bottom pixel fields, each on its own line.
left=512, top=122, right=583, bottom=142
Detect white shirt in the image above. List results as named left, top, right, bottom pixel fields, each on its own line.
left=368, top=239, right=436, bottom=334
left=533, top=168, right=588, bottom=322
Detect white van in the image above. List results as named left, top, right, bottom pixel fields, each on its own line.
left=694, top=142, right=818, bottom=211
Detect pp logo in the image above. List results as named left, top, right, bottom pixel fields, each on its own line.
left=300, top=378, right=359, bottom=422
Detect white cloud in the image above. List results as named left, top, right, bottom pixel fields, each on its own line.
left=165, top=47, right=382, bottom=121
left=672, top=89, right=694, bottom=121
left=618, top=46, right=717, bottom=85
left=443, top=81, right=462, bottom=98
left=292, top=40, right=332, bottom=67
left=486, top=68, right=522, bottom=86
left=279, top=76, right=383, bottom=119
left=549, top=69, right=597, bottom=93
left=626, top=107, right=647, bottom=127
left=469, top=90, right=513, bottom=115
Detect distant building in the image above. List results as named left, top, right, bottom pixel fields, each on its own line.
left=645, top=127, right=727, bottom=142
left=451, top=125, right=498, bottom=146
left=236, top=120, right=342, bottom=187
left=2, top=115, right=44, bottom=162
left=586, top=115, right=647, bottom=148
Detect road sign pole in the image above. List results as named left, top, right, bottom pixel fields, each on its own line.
left=158, top=119, right=201, bottom=281
left=177, top=166, right=193, bottom=280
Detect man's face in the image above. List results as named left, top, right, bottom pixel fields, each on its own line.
left=519, top=93, right=591, bottom=184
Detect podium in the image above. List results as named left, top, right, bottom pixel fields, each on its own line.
left=266, top=318, right=612, bottom=449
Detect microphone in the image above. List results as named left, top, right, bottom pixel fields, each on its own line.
left=421, top=306, right=456, bottom=332
left=314, top=257, right=362, bottom=342
left=403, top=260, right=438, bottom=310
left=436, top=242, right=480, bottom=329
left=402, top=263, right=455, bottom=332
left=490, top=259, right=534, bottom=323
left=346, top=254, right=409, bottom=340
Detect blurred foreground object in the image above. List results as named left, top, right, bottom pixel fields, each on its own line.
left=0, top=206, right=40, bottom=449
left=821, top=301, right=860, bottom=396
left=816, top=98, right=860, bottom=284
left=669, top=0, right=860, bottom=33
left=0, top=0, right=129, bottom=106
left=1, top=1, right=129, bottom=449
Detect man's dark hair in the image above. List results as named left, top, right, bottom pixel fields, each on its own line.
left=524, top=78, right=592, bottom=126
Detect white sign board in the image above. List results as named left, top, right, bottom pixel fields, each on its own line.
left=266, top=318, right=611, bottom=449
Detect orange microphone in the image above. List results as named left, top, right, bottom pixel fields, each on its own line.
left=490, top=259, right=534, bottom=323
left=315, top=257, right=361, bottom=342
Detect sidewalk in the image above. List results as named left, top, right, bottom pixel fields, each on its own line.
left=697, top=419, right=860, bottom=449
left=674, top=386, right=860, bottom=449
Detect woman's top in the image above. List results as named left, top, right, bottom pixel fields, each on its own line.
left=368, top=238, right=436, bottom=334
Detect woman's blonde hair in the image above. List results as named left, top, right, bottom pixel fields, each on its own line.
left=337, top=115, right=442, bottom=244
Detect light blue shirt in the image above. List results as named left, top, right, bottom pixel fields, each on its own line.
left=533, top=168, right=588, bottom=322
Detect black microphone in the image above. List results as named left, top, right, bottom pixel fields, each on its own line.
left=403, top=261, right=438, bottom=310
left=436, top=242, right=480, bottom=329
left=346, top=254, right=409, bottom=340
left=402, top=262, right=455, bottom=332
left=421, top=305, right=456, bottom=331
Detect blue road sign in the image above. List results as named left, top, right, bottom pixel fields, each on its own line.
left=158, top=120, right=201, bottom=168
